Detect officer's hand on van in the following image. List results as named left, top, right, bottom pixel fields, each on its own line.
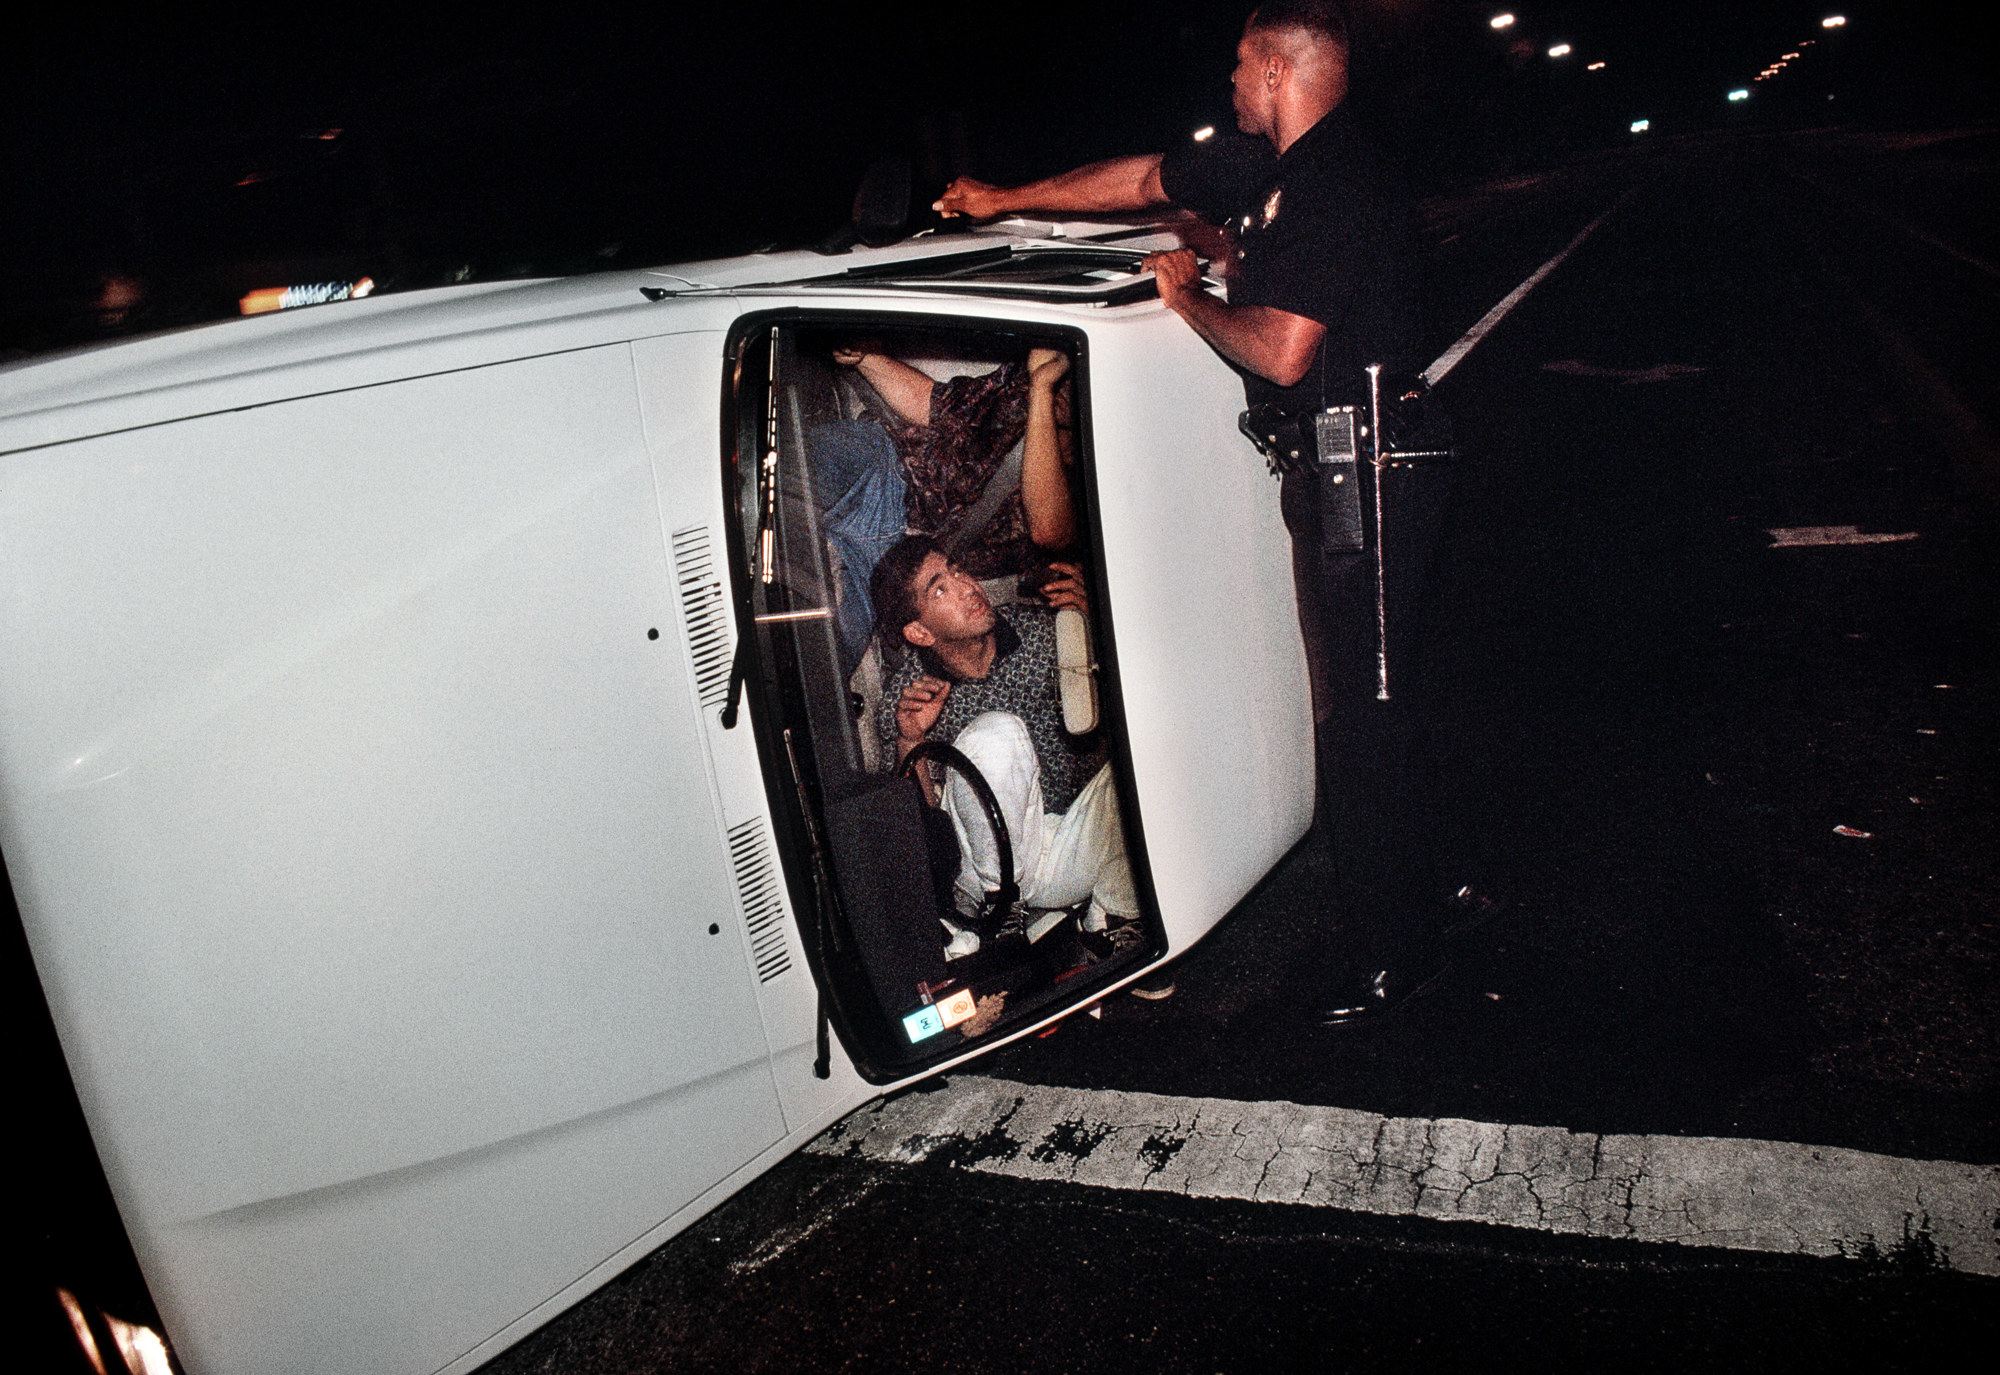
left=896, top=675, right=951, bottom=744
left=1142, top=248, right=1202, bottom=312
left=934, top=177, right=1006, bottom=220
left=1038, top=562, right=1089, bottom=615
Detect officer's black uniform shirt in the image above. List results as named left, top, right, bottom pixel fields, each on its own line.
left=1159, top=107, right=1420, bottom=414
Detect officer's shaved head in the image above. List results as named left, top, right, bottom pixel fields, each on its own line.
left=1246, top=1, right=1350, bottom=51
left=1244, top=2, right=1350, bottom=103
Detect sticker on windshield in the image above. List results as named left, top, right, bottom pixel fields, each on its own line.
left=903, top=1006, right=946, bottom=1043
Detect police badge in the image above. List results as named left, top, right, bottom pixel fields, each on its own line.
left=1260, top=185, right=1283, bottom=228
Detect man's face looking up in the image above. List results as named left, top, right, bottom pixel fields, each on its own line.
left=901, top=551, right=996, bottom=649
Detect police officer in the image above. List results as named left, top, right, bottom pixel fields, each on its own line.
left=938, top=1, right=1476, bottom=1024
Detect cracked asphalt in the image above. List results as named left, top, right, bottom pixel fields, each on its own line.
left=812, top=1076, right=1999, bottom=1273
left=480, top=130, right=2000, bottom=1373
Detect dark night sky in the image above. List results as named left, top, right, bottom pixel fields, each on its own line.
left=1, top=1, right=1986, bottom=354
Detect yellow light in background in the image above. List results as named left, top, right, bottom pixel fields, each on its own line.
left=1192, top=126, right=1215, bottom=142
left=1490, top=14, right=1516, bottom=30
left=1783, top=52, right=1800, bottom=59
left=1548, top=44, right=1572, bottom=58
left=1823, top=15, right=1846, bottom=27
left=1587, top=61, right=1606, bottom=71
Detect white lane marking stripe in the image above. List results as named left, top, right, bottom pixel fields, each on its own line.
left=1767, top=525, right=1920, bottom=547
left=1421, top=186, right=1640, bottom=390
left=809, top=1075, right=2000, bottom=1274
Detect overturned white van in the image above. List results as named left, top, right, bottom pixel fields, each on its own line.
left=0, top=223, right=1314, bottom=1373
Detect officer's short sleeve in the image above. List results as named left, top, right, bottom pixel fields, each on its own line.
left=1158, top=131, right=1276, bottom=225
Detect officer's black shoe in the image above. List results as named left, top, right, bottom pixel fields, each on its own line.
left=1315, top=962, right=1445, bottom=1027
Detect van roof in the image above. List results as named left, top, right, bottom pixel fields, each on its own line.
left=0, top=219, right=1178, bottom=456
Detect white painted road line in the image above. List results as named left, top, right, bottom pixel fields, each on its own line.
left=1767, top=525, right=1921, bottom=547
left=1421, top=185, right=1640, bottom=390
left=809, top=1076, right=2000, bottom=1275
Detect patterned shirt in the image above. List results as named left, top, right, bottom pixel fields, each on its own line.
left=885, top=362, right=1037, bottom=579
left=878, top=604, right=1102, bottom=814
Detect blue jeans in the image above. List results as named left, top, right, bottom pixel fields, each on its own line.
left=808, top=420, right=907, bottom=673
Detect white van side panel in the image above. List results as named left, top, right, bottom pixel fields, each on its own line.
left=629, top=332, right=877, bottom=1135
left=0, top=343, right=788, bottom=1372
left=1084, top=311, right=1317, bottom=950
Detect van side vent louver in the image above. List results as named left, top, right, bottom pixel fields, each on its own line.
left=727, top=819, right=792, bottom=982
left=671, top=526, right=733, bottom=710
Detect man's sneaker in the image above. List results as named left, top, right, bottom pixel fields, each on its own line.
left=1079, top=915, right=1146, bottom=962
left=1105, top=918, right=1146, bottom=955
left=990, top=900, right=1035, bottom=948
left=1129, top=968, right=1175, bottom=1000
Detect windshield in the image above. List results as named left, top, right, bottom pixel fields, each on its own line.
left=726, top=315, right=1160, bottom=1076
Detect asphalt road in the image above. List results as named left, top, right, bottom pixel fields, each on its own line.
left=483, top=128, right=2000, bottom=1373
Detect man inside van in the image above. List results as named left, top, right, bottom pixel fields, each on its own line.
left=869, top=536, right=1154, bottom=987
left=935, top=1, right=1484, bottom=1024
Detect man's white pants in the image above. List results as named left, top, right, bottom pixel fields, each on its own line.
left=940, top=711, right=1136, bottom=924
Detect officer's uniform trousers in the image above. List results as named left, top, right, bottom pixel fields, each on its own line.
left=1280, top=458, right=1454, bottom=975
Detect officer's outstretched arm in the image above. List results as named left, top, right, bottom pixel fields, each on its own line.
left=935, top=155, right=1168, bottom=220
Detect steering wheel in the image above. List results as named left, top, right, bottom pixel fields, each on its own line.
left=896, top=740, right=1018, bottom=930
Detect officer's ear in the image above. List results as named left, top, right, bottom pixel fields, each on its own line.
left=902, top=619, right=936, bottom=649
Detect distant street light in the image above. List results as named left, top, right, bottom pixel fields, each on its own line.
left=1490, top=14, right=1516, bottom=29
left=1630, top=119, right=1650, bottom=133
left=1823, top=15, right=1846, bottom=27
left=1587, top=62, right=1606, bottom=71
left=1728, top=89, right=1750, bottom=101
left=1192, top=127, right=1215, bottom=142
left=1548, top=43, right=1572, bottom=58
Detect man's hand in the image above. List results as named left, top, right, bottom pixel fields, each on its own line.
left=1027, top=347, right=1071, bottom=392
left=934, top=177, right=1009, bottom=220
left=1038, top=561, right=1089, bottom=615
left=895, top=675, right=951, bottom=746
left=1142, top=248, right=1206, bottom=313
